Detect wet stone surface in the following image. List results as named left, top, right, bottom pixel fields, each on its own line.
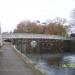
left=0, top=42, right=35, bottom=75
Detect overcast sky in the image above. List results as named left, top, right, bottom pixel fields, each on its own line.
left=0, top=0, right=75, bottom=32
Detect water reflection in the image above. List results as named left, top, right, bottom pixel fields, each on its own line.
left=47, top=57, right=62, bottom=67
left=63, top=55, right=75, bottom=64
left=27, top=54, right=75, bottom=75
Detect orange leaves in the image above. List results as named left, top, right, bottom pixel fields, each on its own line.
left=14, top=20, right=67, bottom=36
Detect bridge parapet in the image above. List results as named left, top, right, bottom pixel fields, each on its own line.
left=2, top=33, right=68, bottom=40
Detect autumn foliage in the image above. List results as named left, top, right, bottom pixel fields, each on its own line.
left=14, top=18, right=67, bottom=36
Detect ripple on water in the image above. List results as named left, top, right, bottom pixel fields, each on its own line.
left=27, top=54, right=75, bottom=75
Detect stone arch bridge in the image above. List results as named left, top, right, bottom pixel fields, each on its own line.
left=2, top=33, right=74, bottom=53
left=1, top=33, right=75, bottom=59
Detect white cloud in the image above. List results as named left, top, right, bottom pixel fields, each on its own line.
left=0, top=0, right=75, bottom=32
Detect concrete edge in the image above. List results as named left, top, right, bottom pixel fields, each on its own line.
left=0, top=44, right=3, bottom=48
left=12, top=45, right=47, bottom=75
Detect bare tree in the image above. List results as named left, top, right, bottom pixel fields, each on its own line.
left=69, top=9, right=75, bottom=33
left=53, top=17, right=66, bottom=25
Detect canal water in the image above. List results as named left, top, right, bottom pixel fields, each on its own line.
left=27, top=54, right=75, bottom=75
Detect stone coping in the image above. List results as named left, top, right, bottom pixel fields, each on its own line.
left=13, top=45, right=48, bottom=75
